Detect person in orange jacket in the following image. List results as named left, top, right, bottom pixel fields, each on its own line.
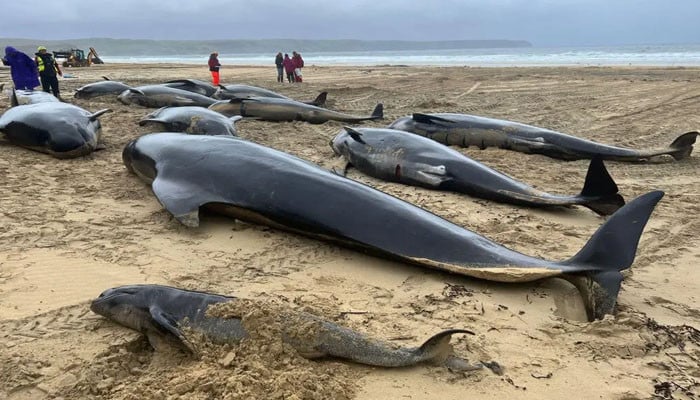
left=208, top=52, right=221, bottom=85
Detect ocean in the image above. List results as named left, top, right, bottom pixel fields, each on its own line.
left=102, top=43, right=700, bottom=67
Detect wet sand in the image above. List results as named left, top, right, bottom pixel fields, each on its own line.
left=1, top=64, right=699, bottom=399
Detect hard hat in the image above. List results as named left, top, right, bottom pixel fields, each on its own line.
left=37, top=46, right=47, bottom=51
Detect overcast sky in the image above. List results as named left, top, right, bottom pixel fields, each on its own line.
left=2, top=0, right=699, bottom=46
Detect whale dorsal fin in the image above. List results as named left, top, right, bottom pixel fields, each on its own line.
left=343, top=126, right=366, bottom=144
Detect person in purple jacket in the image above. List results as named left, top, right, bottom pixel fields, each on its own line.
left=2, top=46, right=40, bottom=90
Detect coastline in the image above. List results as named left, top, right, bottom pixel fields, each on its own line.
left=1, top=64, right=699, bottom=399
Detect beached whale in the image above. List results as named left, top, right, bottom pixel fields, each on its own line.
left=122, top=132, right=664, bottom=320
left=11, top=89, right=60, bottom=106
left=91, top=284, right=497, bottom=372
left=139, top=106, right=242, bottom=136
left=0, top=102, right=110, bottom=158
left=118, top=85, right=218, bottom=108
left=215, top=84, right=328, bottom=106
left=389, top=113, right=698, bottom=162
left=331, top=127, right=625, bottom=215
left=74, top=77, right=133, bottom=99
left=208, top=97, right=382, bottom=124
left=162, top=79, right=219, bottom=97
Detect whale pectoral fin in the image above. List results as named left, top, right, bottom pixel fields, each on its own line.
left=89, top=109, right=112, bottom=121
left=343, top=126, right=366, bottom=144
left=174, top=96, right=197, bottom=105
left=330, top=157, right=352, bottom=177
left=413, top=164, right=451, bottom=187
left=149, top=306, right=188, bottom=343
left=151, top=173, right=204, bottom=227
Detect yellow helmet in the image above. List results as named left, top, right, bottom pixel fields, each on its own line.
left=37, top=46, right=47, bottom=51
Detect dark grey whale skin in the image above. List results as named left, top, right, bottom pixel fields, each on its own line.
left=389, top=113, right=699, bottom=162
left=331, top=127, right=625, bottom=215
left=0, top=102, right=110, bottom=158
left=118, top=85, right=218, bottom=108
left=215, top=84, right=328, bottom=106
left=162, top=79, right=219, bottom=97
left=74, top=78, right=133, bottom=99
left=122, top=132, right=664, bottom=321
left=208, top=97, right=382, bottom=124
left=90, top=284, right=485, bottom=371
left=139, top=106, right=242, bottom=136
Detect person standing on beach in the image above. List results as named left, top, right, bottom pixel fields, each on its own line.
left=292, top=51, right=304, bottom=83
left=275, top=52, right=284, bottom=83
left=208, top=52, right=221, bottom=86
left=35, top=46, right=63, bottom=98
left=282, top=53, right=295, bottom=83
left=2, top=46, right=40, bottom=90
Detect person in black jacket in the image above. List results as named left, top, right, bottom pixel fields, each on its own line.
left=275, top=52, right=284, bottom=83
left=35, top=46, right=62, bottom=98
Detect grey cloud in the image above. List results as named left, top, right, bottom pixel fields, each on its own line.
left=1, top=0, right=698, bottom=46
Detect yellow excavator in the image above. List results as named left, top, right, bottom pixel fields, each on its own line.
left=53, top=47, right=104, bottom=67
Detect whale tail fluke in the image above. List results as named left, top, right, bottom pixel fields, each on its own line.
left=564, top=190, right=664, bottom=320
left=667, top=131, right=698, bottom=160
left=414, top=329, right=474, bottom=362
left=578, top=157, right=625, bottom=215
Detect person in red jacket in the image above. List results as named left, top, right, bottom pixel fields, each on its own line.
left=208, top=52, right=221, bottom=85
left=292, top=51, right=304, bottom=83
left=282, top=53, right=295, bottom=83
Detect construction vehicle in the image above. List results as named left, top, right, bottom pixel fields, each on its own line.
left=53, top=47, right=104, bottom=67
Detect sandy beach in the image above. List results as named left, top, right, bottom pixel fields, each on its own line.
left=1, top=63, right=699, bottom=399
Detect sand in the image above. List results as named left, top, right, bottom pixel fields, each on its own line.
left=0, top=63, right=699, bottom=399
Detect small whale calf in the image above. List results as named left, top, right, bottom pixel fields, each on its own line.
left=91, top=284, right=499, bottom=372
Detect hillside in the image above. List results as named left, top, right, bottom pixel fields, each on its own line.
left=0, top=38, right=531, bottom=56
